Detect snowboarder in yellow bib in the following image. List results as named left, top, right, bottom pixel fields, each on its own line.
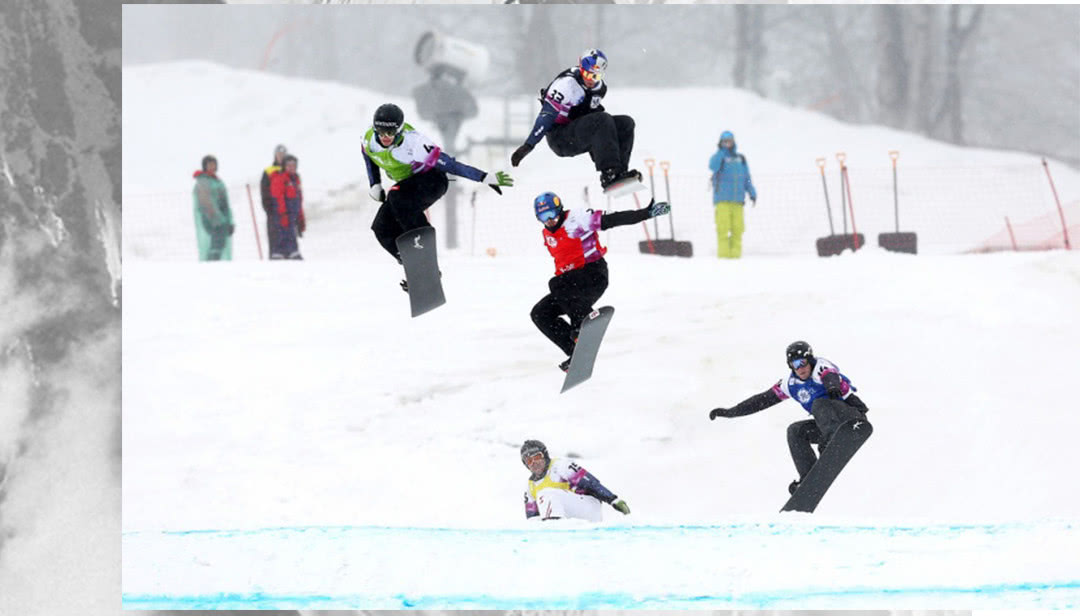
left=520, top=440, right=630, bottom=521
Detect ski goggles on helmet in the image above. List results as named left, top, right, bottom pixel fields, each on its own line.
left=791, top=357, right=809, bottom=370
left=523, top=451, right=545, bottom=464
left=374, top=123, right=400, bottom=138
left=538, top=208, right=559, bottom=222
left=580, top=68, right=603, bottom=83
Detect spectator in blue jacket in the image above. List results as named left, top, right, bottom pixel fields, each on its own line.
left=709, top=131, right=757, bottom=259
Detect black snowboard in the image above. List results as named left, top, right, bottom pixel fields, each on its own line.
left=781, top=417, right=873, bottom=513
left=395, top=226, right=446, bottom=318
left=560, top=306, right=615, bottom=393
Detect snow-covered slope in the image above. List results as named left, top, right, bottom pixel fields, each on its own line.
left=122, top=61, right=1080, bottom=609
left=123, top=250, right=1080, bottom=608
left=123, top=61, right=1079, bottom=261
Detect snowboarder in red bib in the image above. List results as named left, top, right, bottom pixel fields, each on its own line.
left=511, top=49, right=642, bottom=194
left=530, top=191, right=669, bottom=371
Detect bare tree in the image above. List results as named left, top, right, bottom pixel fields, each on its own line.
left=733, top=5, right=766, bottom=96
left=875, top=5, right=910, bottom=128
left=819, top=6, right=868, bottom=122
left=910, top=5, right=943, bottom=135
left=933, top=5, right=984, bottom=143
left=517, top=7, right=560, bottom=94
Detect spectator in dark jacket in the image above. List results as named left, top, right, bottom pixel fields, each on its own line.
left=268, top=154, right=305, bottom=260
left=261, top=144, right=288, bottom=253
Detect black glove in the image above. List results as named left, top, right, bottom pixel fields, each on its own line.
left=709, top=408, right=729, bottom=420
left=821, top=372, right=843, bottom=399
left=511, top=143, right=533, bottom=167
left=647, top=199, right=671, bottom=218
left=226, top=223, right=235, bottom=236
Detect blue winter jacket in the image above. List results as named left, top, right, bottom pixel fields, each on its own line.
left=709, top=146, right=757, bottom=204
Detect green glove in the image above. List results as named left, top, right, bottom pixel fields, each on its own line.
left=484, top=170, right=514, bottom=195
left=612, top=499, right=630, bottom=515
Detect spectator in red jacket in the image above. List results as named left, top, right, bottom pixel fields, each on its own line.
left=261, top=144, right=288, bottom=253
left=268, top=154, right=305, bottom=260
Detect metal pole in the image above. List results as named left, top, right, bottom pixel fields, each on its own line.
left=1005, top=216, right=1018, bottom=251
left=816, top=157, right=835, bottom=235
left=470, top=189, right=477, bottom=257
left=836, top=152, right=847, bottom=234
left=842, top=162, right=860, bottom=252
left=245, top=183, right=264, bottom=260
left=645, top=158, right=658, bottom=239
left=633, top=192, right=655, bottom=254
left=889, top=150, right=900, bottom=232
left=1041, top=158, right=1072, bottom=250
left=661, top=160, right=675, bottom=238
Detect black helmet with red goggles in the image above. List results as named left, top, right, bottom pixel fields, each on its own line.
left=520, top=440, right=550, bottom=469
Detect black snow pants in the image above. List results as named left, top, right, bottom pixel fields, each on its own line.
left=545, top=112, right=635, bottom=173
left=371, top=170, right=449, bottom=259
left=530, top=259, right=609, bottom=357
left=787, top=397, right=868, bottom=479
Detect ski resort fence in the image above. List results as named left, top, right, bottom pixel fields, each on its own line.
left=123, top=162, right=1077, bottom=261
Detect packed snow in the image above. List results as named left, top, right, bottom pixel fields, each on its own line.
left=122, top=61, right=1080, bottom=609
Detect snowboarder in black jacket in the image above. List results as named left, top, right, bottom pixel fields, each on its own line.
left=708, top=341, right=871, bottom=495
left=511, top=49, right=640, bottom=192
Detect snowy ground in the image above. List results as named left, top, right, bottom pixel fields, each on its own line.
left=122, top=60, right=1080, bottom=609
left=122, top=61, right=1080, bottom=262
left=123, top=249, right=1080, bottom=609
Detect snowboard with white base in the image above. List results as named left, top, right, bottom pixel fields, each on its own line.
left=603, top=177, right=648, bottom=198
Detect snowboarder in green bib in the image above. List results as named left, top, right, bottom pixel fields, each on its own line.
left=363, top=104, right=514, bottom=278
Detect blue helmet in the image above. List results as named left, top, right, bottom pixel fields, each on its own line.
left=579, top=49, right=608, bottom=81
left=534, top=192, right=563, bottom=222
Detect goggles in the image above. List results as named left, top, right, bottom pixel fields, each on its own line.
left=538, top=208, right=559, bottom=222
left=523, top=451, right=545, bottom=466
left=791, top=358, right=809, bottom=370
left=374, top=124, right=399, bottom=138
left=581, top=69, right=603, bottom=83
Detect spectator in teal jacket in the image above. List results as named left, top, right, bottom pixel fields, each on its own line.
left=709, top=131, right=757, bottom=259
left=192, top=155, right=234, bottom=261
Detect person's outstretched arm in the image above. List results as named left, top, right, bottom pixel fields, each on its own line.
left=600, top=199, right=670, bottom=230
left=562, top=461, right=629, bottom=515
left=709, top=387, right=783, bottom=419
